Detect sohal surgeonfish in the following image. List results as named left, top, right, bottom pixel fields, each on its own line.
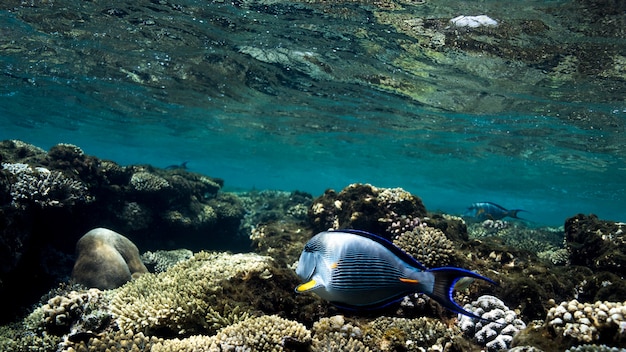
left=295, top=229, right=496, bottom=320
left=465, top=202, right=526, bottom=221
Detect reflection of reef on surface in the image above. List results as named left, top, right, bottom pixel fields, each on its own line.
left=2, top=141, right=626, bottom=351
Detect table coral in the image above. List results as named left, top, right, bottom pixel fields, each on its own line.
left=458, top=295, right=527, bottom=352
left=546, top=299, right=626, bottom=343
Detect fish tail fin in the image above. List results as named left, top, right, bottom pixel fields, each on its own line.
left=426, top=267, right=498, bottom=321
left=509, top=209, right=526, bottom=219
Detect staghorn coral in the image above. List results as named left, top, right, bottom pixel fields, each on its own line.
left=109, top=251, right=274, bottom=336
left=546, top=299, right=626, bottom=343
left=363, top=316, right=454, bottom=351
left=2, top=162, right=92, bottom=208
left=458, top=295, right=527, bottom=352
left=393, top=224, right=456, bottom=267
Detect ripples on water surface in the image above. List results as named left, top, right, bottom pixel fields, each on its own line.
left=1, top=0, right=624, bottom=224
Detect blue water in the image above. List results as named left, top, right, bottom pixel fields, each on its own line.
left=1, top=1, right=625, bottom=226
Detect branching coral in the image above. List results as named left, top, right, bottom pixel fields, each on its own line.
left=2, top=162, right=92, bottom=208
left=109, top=251, right=274, bottom=336
left=151, top=315, right=311, bottom=352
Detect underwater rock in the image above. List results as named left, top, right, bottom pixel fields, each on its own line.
left=71, top=228, right=149, bottom=290
left=565, top=214, right=626, bottom=275
left=308, top=183, right=427, bottom=237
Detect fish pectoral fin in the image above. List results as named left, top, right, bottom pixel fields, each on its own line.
left=399, top=278, right=420, bottom=284
left=296, top=279, right=318, bottom=292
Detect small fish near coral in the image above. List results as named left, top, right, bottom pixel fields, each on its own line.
left=294, top=229, right=497, bottom=320
left=165, top=161, right=189, bottom=170
left=464, top=202, right=526, bottom=221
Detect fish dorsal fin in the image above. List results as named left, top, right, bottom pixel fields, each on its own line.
left=331, top=229, right=427, bottom=270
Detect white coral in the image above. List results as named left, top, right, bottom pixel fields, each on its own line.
left=458, top=295, right=527, bottom=352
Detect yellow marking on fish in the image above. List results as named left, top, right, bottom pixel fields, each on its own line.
left=296, top=280, right=317, bottom=292
left=399, top=278, right=420, bottom=284
left=330, top=262, right=338, bottom=269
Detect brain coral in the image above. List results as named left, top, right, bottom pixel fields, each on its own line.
left=458, top=295, right=527, bottom=352
left=109, top=251, right=274, bottom=336
left=546, top=299, right=626, bottom=343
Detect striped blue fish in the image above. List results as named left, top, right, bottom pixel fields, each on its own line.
left=295, top=229, right=496, bottom=319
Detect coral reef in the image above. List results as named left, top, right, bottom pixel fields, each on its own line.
left=109, top=251, right=275, bottom=336
left=546, top=299, right=626, bottom=344
left=364, top=316, right=454, bottom=351
left=141, top=249, right=194, bottom=273
left=565, top=214, right=626, bottom=275
left=311, top=315, right=369, bottom=351
left=2, top=162, right=92, bottom=208
left=392, top=224, right=457, bottom=267
left=71, top=228, right=149, bottom=290
left=0, top=140, right=243, bottom=322
left=308, top=183, right=427, bottom=238
left=458, top=295, right=527, bottom=352
left=2, top=169, right=626, bottom=351
left=34, top=288, right=111, bottom=337
left=150, top=315, right=311, bottom=351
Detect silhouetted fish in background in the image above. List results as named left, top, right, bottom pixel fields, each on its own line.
left=464, top=202, right=526, bottom=221
left=295, top=229, right=497, bottom=320
left=165, top=161, right=189, bottom=170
